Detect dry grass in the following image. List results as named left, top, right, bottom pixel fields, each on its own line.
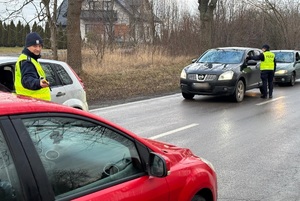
left=80, top=46, right=193, bottom=105
left=0, top=47, right=23, bottom=55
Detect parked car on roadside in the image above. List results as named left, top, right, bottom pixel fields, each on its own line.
left=271, top=50, right=300, bottom=86
left=180, top=47, right=263, bottom=102
left=0, top=56, right=88, bottom=111
left=0, top=92, right=217, bottom=201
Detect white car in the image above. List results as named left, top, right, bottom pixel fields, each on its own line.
left=0, top=56, right=89, bottom=111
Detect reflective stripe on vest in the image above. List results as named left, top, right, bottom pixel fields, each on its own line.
left=260, top=51, right=275, bottom=70
left=14, top=54, right=51, bottom=101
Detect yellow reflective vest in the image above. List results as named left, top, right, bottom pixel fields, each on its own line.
left=260, top=51, right=275, bottom=70
left=14, top=54, right=51, bottom=101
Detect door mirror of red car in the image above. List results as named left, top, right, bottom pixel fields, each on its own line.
left=148, top=152, right=169, bottom=178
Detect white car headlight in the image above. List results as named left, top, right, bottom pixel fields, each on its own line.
left=218, top=71, right=234, bottom=80
left=275, top=70, right=288, bottom=75
left=180, top=69, right=187, bottom=79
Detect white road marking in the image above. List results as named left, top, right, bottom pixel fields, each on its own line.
left=149, top=123, right=199, bottom=140
left=90, top=94, right=180, bottom=112
left=256, top=96, right=285, bottom=106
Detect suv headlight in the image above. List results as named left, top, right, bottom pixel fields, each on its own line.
left=180, top=69, right=187, bottom=79
left=218, top=71, right=234, bottom=80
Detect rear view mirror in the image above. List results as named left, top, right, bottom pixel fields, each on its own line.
left=247, top=60, right=257, bottom=66
left=148, top=152, right=169, bottom=178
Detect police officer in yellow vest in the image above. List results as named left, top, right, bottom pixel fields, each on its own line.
left=14, top=32, right=51, bottom=101
left=247, top=44, right=276, bottom=99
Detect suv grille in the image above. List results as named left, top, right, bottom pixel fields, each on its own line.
left=188, top=74, right=217, bottom=81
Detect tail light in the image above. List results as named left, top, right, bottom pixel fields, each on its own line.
left=67, top=64, right=85, bottom=90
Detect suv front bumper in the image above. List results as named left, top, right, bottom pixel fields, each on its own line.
left=180, top=80, right=236, bottom=96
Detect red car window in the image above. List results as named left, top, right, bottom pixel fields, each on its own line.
left=0, top=129, right=22, bottom=201
left=22, top=116, right=143, bottom=199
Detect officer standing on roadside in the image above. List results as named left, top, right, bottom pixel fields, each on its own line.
left=247, top=44, right=276, bottom=99
left=14, top=32, right=51, bottom=101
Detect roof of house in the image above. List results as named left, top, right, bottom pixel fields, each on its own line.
left=56, top=0, right=68, bottom=26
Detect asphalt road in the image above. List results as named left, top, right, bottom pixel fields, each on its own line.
left=90, top=82, right=300, bottom=201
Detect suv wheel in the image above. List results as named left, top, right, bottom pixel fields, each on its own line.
left=232, top=80, right=245, bottom=102
left=289, top=73, right=296, bottom=86
left=182, top=92, right=194, bottom=100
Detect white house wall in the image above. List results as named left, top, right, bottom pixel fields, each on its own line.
left=80, top=2, right=131, bottom=40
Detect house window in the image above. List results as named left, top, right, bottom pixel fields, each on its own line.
left=88, top=1, right=112, bottom=10
left=85, top=24, right=104, bottom=35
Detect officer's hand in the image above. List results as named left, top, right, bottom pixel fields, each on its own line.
left=40, top=79, right=49, bottom=88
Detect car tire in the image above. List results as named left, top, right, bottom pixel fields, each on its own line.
left=289, top=73, right=296, bottom=86
left=232, top=80, right=245, bottom=102
left=191, top=194, right=206, bottom=201
left=259, top=86, right=264, bottom=94
left=182, top=92, right=194, bottom=100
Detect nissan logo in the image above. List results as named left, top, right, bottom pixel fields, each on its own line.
left=198, top=74, right=205, bottom=80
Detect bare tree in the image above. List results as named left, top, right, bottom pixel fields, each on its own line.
left=198, top=0, right=218, bottom=49
left=67, top=0, right=84, bottom=74
left=143, top=0, right=155, bottom=44
left=85, top=29, right=105, bottom=62
left=40, top=0, right=59, bottom=60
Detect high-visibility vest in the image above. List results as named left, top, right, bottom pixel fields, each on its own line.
left=14, top=54, right=51, bottom=101
left=260, top=51, right=275, bottom=70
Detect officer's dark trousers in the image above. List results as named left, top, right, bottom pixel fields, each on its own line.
left=261, top=70, right=274, bottom=97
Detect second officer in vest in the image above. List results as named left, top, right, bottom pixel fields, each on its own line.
left=247, top=44, right=276, bottom=99
left=14, top=32, right=51, bottom=101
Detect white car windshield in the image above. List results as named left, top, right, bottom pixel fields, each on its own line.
left=273, top=52, right=294, bottom=63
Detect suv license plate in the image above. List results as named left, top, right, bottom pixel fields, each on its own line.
left=193, top=82, right=210, bottom=89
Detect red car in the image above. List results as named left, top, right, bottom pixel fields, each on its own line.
left=0, top=92, right=217, bottom=201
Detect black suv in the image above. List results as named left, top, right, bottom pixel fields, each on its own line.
left=180, top=47, right=263, bottom=102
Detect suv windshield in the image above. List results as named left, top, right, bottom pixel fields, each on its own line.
left=198, top=49, right=244, bottom=64
left=273, top=52, right=294, bottom=63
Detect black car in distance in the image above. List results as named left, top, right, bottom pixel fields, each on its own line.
left=180, top=47, right=263, bottom=102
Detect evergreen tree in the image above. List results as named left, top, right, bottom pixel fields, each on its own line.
left=0, top=21, right=3, bottom=47
left=37, top=25, right=45, bottom=41
left=62, top=28, right=67, bottom=49
left=57, top=23, right=67, bottom=49
left=22, top=24, right=31, bottom=47
left=32, top=21, right=38, bottom=33
left=44, top=22, right=51, bottom=49
left=16, top=21, right=23, bottom=47
left=2, top=23, right=8, bottom=47
left=8, top=21, right=16, bottom=47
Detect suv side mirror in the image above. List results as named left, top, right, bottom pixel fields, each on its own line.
left=148, top=152, right=170, bottom=177
left=247, top=60, right=258, bottom=66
